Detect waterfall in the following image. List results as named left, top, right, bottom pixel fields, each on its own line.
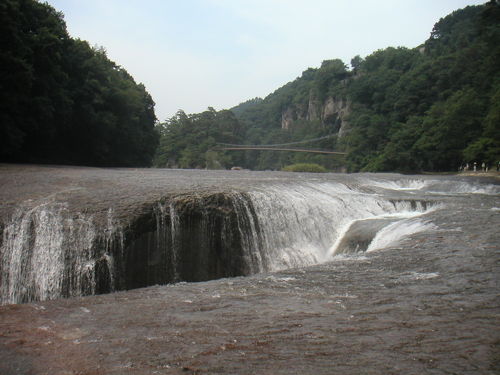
left=0, top=178, right=439, bottom=305
left=243, top=182, right=434, bottom=270
left=1, top=202, right=98, bottom=304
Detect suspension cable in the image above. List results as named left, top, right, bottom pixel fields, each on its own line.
left=216, top=133, right=337, bottom=148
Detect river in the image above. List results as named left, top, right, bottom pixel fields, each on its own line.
left=0, top=165, right=499, bottom=374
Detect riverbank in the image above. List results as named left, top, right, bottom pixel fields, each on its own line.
left=458, top=170, right=500, bottom=179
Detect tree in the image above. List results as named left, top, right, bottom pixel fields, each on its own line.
left=153, top=109, right=243, bottom=169
left=350, top=55, right=363, bottom=71
left=0, top=0, right=158, bottom=166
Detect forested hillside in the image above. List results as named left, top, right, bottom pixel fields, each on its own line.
left=0, top=0, right=158, bottom=167
left=155, top=1, right=499, bottom=172
left=342, top=1, right=500, bottom=172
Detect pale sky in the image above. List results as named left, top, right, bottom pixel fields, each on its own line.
left=45, top=0, right=486, bottom=122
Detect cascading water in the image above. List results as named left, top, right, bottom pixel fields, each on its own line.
left=1, top=202, right=100, bottom=304
left=0, top=176, right=463, bottom=305
left=243, top=182, right=435, bottom=270
left=366, top=218, right=437, bottom=252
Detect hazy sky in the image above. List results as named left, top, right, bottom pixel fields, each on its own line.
left=45, top=0, right=485, bottom=121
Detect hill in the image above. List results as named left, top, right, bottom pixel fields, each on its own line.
left=155, top=1, right=499, bottom=172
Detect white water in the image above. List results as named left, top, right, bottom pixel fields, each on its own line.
left=366, top=219, right=437, bottom=252
left=361, top=177, right=500, bottom=196
left=231, top=193, right=266, bottom=274
left=328, top=209, right=435, bottom=256
left=0, top=203, right=97, bottom=304
left=244, top=182, right=434, bottom=272
left=363, top=178, right=429, bottom=191
left=426, top=181, right=500, bottom=195
left=365, top=177, right=500, bottom=196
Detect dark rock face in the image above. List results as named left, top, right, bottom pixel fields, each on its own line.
left=0, top=190, right=259, bottom=303
left=120, top=193, right=255, bottom=291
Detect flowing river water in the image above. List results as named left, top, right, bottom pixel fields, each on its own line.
left=0, top=165, right=498, bottom=374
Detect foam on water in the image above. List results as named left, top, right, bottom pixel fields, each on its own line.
left=0, top=202, right=101, bottom=304
left=328, top=208, right=435, bottom=257
left=364, top=178, right=429, bottom=191
left=424, top=181, right=500, bottom=195
left=366, top=219, right=437, bottom=252
left=362, top=177, right=499, bottom=196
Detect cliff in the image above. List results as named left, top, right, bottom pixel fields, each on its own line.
left=281, top=93, right=350, bottom=136
left=0, top=165, right=261, bottom=304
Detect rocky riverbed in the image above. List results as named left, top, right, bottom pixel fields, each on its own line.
left=0, top=164, right=499, bottom=374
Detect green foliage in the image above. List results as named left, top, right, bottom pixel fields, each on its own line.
left=282, top=163, right=327, bottom=173
left=227, top=57, right=350, bottom=171
left=341, top=2, right=500, bottom=172
left=0, top=0, right=158, bottom=166
left=153, top=108, right=243, bottom=169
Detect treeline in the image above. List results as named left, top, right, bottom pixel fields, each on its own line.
left=227, top=59, right=349, bottom=171
left=155, top=1, right=499, bottom=172
left=0, top=0, right=158, bottom=167
left=154, top=108, right=244, bottom=169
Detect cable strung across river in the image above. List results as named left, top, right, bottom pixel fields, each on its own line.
left=216, top=133, right=338, bottom=148
left=216, top=134, right=346, bottom=154
left=216, top=146, right=346, bottom=155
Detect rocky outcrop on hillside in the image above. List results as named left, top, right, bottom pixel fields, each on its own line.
left=281, top=92, right=350, bottom=136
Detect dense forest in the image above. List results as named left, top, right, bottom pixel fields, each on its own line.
left=0, top=0, right=158, bottom=167
left=155, top=1, right=499, bottom=172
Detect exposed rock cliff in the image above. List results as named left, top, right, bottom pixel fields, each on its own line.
left=281, top=92, right=350, bottom=135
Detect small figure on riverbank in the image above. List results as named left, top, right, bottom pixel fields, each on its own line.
left=482, top=162, right=486, bottom=172
left=474, top=162, right=477, bottom=172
